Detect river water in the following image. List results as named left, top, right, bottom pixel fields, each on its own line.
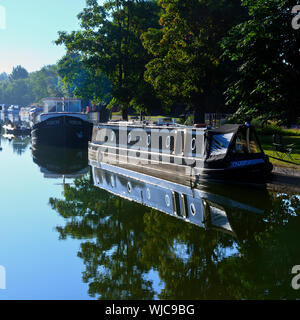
left=0, top=115, right=299, bottom=300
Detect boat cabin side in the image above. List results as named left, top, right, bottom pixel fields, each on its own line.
left=89, top=122, right=272, bottom=175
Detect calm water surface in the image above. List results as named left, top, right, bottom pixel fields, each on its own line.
left=0, top=124, right=299, bottom=300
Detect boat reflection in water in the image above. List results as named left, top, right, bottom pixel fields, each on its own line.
left=89, top=157, right=270, bottom=239
left=32, top=144, right=89, bottom=180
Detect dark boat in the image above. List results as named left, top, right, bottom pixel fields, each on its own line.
left=31, top=98, right=93, bottom=148
left=88, top=122, right=273, bottom=180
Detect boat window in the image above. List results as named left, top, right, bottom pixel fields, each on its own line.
left=68, top=101, right=81, bottom=113
left=46, top=101, right=57, bottom=113
left=63, top=101, right=68, bottom=112
left=248, top=128, right=263, bottom=153
left=232, top=131, right=248, bottom=154
left=232, top=128, right=262, bottom=154
left=56, top=102, right=63, bottom=112
left=210, top=133, right=234, bottom=156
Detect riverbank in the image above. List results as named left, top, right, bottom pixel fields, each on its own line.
left=267, top=165, right=300, bottom=194
left=259, top=135, right=300, bottom=170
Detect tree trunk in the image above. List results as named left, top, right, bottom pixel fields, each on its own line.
left=122, top=108, right=128, bottom=121
left=193, top=101, right=206, bottom=124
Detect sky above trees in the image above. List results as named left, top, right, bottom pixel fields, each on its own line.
left=0, top=0, right=95, bottom=74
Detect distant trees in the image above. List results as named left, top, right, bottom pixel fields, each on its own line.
left=0, top=62, right=112, bottom=107
left=57, top=53, right=112, bottom=104
left=0, top=72, right=8, bottom=82
left=10, top=65, right=29, bottom=81
left=0, top=65, right=64, bottom=106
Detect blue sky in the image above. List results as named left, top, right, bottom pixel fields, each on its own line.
left=0, top=0, right=100, bottom=74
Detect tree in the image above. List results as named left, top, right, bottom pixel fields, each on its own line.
left=57, top=53, right=112, bottom=104
left=222, top=0, right=300, bottom=125
left=141, top=0, right=247, bottom=123
left=29, top=65, right=64, bottom=102
left=0, top=72, right=8, bottom=82
left=0, top=65, right=64, bottom=106
left=10, top=65, right=29, bottom=81
left=56, top=0, right=161, bottom=120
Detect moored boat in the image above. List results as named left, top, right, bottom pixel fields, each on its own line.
left=88, top=122, right=273, bottom=180
left=2, top=123, right=31, bottom=136
left=31, top=98, right=93, bottom=148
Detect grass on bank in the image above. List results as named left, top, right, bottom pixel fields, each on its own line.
left=259, top=135, right=300, bottom=170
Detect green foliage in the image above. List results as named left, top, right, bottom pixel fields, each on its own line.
left=222, top=0, right=300, bottom=125
left=0, top=72, right=8, bottom=82
left=0, top=61, right=112, bottom=106
left=57, top=53, right=112, bottom=104
left=10, top=65, right=29, bottom=81
left=56, top=0, right=162, bottom=119
left=0, top=65, right=64, bottom=106
left=183, top=114, right=194, bottom=126
left=141, top=0, right=246, bottom=123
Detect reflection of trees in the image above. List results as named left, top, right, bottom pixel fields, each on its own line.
left=2, top=135, right=31, bottom=155
left=50, top=175, right=300, bottom=300
left=50, top=176, right=155, bottom=300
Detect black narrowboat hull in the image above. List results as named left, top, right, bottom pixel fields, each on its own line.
left=31, top=115, right=93, bottom=148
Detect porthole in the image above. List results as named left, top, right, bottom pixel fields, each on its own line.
left=127, top=182, right=132, bottom=193
left=165, top=194, right=171, bottom=207
left=191, top=138, right=196, bottom=151
left=147, top=135, right=151, bottom=147
left=166, top=136, right=171, bottom=148
left=190, top=203, right=196, bottom=216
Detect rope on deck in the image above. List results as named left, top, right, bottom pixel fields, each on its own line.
left=269, top=155, right=300, bottom=166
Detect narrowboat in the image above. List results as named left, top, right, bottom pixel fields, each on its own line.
left=88, top=122, right=273, bottom=180
left=31, top=98, right=93, bottom=148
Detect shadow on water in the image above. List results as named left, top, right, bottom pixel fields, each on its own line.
left=47, top=159, right=300, bottom=300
